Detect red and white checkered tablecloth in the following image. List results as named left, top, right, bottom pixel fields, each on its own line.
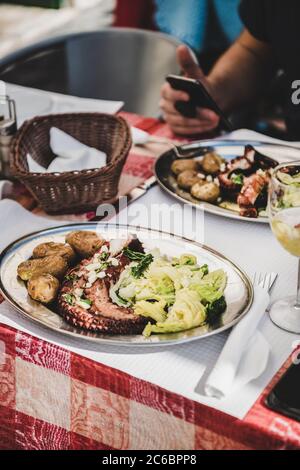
left=1, top=113, right=300, bottom=450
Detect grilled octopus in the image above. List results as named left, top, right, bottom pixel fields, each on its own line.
left=218, top=145, right=277, bottom=217
left=238, top=172, right=270, bottom=218
left=58, top=238, right=148, bottom=335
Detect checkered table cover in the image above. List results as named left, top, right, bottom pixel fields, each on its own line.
left=1, top=114, right=300, bottom=450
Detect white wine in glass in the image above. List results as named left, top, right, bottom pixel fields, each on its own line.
left=269, top=162, right=300, bottom=333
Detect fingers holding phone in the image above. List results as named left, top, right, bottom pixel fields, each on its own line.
left=160, top=45, right=232, bottom=136
left=160, top=88, right=220, bottom=135
left=160, top=81, right=220, bottom=136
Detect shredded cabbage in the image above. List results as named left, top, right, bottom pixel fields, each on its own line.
left=143, top=289, right=207, bottom=337
left=191, top=270, right=227, bottom=304
left=109, top=248, right=227, bottom=336
left=134, top=300, right=167, bottom=323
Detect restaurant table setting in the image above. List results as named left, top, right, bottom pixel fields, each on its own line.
left=0, top=203, right=287, bottom=420
left=0, top=83, right=300, bottom=450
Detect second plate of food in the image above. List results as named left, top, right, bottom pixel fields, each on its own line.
left=155, top=140, right=300, bottom=223
left=0, top=223, right=253, bottom=347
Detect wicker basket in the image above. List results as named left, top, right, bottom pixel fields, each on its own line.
left=10, top=113, right=132, bottom=214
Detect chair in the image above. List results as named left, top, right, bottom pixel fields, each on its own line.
left=0, top=28, right=181, bottom=116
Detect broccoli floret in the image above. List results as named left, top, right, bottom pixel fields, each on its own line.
left=206, top=296, right=227, bottom=326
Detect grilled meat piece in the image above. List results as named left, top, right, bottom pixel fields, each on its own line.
left=58, top=278, right=147, bottom=335
left=227, top=154, right=254, bottom=174
left=245, top=145, right=278, bottom=170
left=218, top=172, right=242, bottom=195
left=218, top=148, right=255, bottom=195
left=238, top=172, right=269, bottom=207
left=239, top=207, right=258, bottom=218
left=219, top=145, right=276, bottom=211
left=237, top=172, right=269, bottom=218
left=219, top=146, right=276, bottom=192
left=57, top=238, right=147, bottom=335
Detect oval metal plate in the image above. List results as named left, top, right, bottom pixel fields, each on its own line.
left=0, top=223, right=253, bottom=347
left=155, top=139, right=300, bottom=224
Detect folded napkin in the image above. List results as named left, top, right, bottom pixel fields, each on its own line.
left=27, top=127, right=107, bottom=173
left=204, top=285, right=271, bottom=399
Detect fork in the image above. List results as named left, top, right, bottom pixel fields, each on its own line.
left=132, top=127, right=212, bottom=159
left=252, top=272, right=278, bottom=294
left=145, top=136, right=211, bottom=159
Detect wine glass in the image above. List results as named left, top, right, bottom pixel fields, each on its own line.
left=269, top=161, right=300, bottom=333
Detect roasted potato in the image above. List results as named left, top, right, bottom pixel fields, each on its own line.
left=171, top=159, right=199, bottom=176
left=17, top=255, right=68, bottom=281
left=32, top=242, right=76, bottom=265
left=65, top=231, right=104, bottom=258
left=177, top=170, right=203, bottom=191
left=201, top=153, right=224, bottom=175
left=27, top=274, right=60, bottom=304
left=191, top=182, right=220, bottom=203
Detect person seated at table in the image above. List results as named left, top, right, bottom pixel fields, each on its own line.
left=115, top=0, right=243, bottom=73
left=154, top=0, right=243, bottom=72
left=160, top=0, right=300, bottom=140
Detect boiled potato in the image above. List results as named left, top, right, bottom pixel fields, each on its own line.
left=201, top=152, right=223, bottom=175
left=27, top=274, right=60, bottom=304
left=17, top=255, right=68, bottom=281
left=171, top=159, right=199, bottom=176
left=177, top=170, right=203, bottom=191
left=33, top=242, right=76, bottom=265
left=65, top=231, right=104, bottom=258
left=191, top=182, right=220, bottom=203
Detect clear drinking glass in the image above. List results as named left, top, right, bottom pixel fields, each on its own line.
left=269, top=161, right=300, bottom=333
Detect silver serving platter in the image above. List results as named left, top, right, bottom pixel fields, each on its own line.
left=0, top=223, right=253, bottom=347
left=155, top=139, right=300, bottom=224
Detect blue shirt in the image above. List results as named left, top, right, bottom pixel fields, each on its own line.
left=154, top=0, right=243, bottom=53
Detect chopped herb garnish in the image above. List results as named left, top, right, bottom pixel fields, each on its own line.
left=123, top=247, right=154, bottom=278
left=123, top=247, right=146, bottom=261
left=99, top=252, right=109, bottom=261
left=65, top=274, right=78, bottom=282
left=131, top=253, right=154, bottom=278
left=231, top=173, right=244, bottom=186
left=96, top=262, right=109, bottom=273
left=200, top=264, right=209, bottom=276
left=63, top=294, right=75, bottom=306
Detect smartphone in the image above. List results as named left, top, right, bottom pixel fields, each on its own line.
left=266, top=363, right=300, bottom=422
left=166, top=74, right=233, bottom=131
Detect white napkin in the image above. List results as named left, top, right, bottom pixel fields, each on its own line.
left=205, top=286, right=271, bottom=399
left=27, top=127, right=107, bottom=173
left=131, top=127, right=150, bottom=145
left=0, top=180, right=13, bottom=200
left=0, top=199, right=58, bottom=252
left=6, top=83, right=124, bottom=126
left=0, top=80, right=6, bottom=96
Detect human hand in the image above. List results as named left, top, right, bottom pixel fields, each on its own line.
left=160, top=45, right=220, bottom=135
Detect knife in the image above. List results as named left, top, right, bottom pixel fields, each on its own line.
left=90, top=175, right=157, bottom=222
